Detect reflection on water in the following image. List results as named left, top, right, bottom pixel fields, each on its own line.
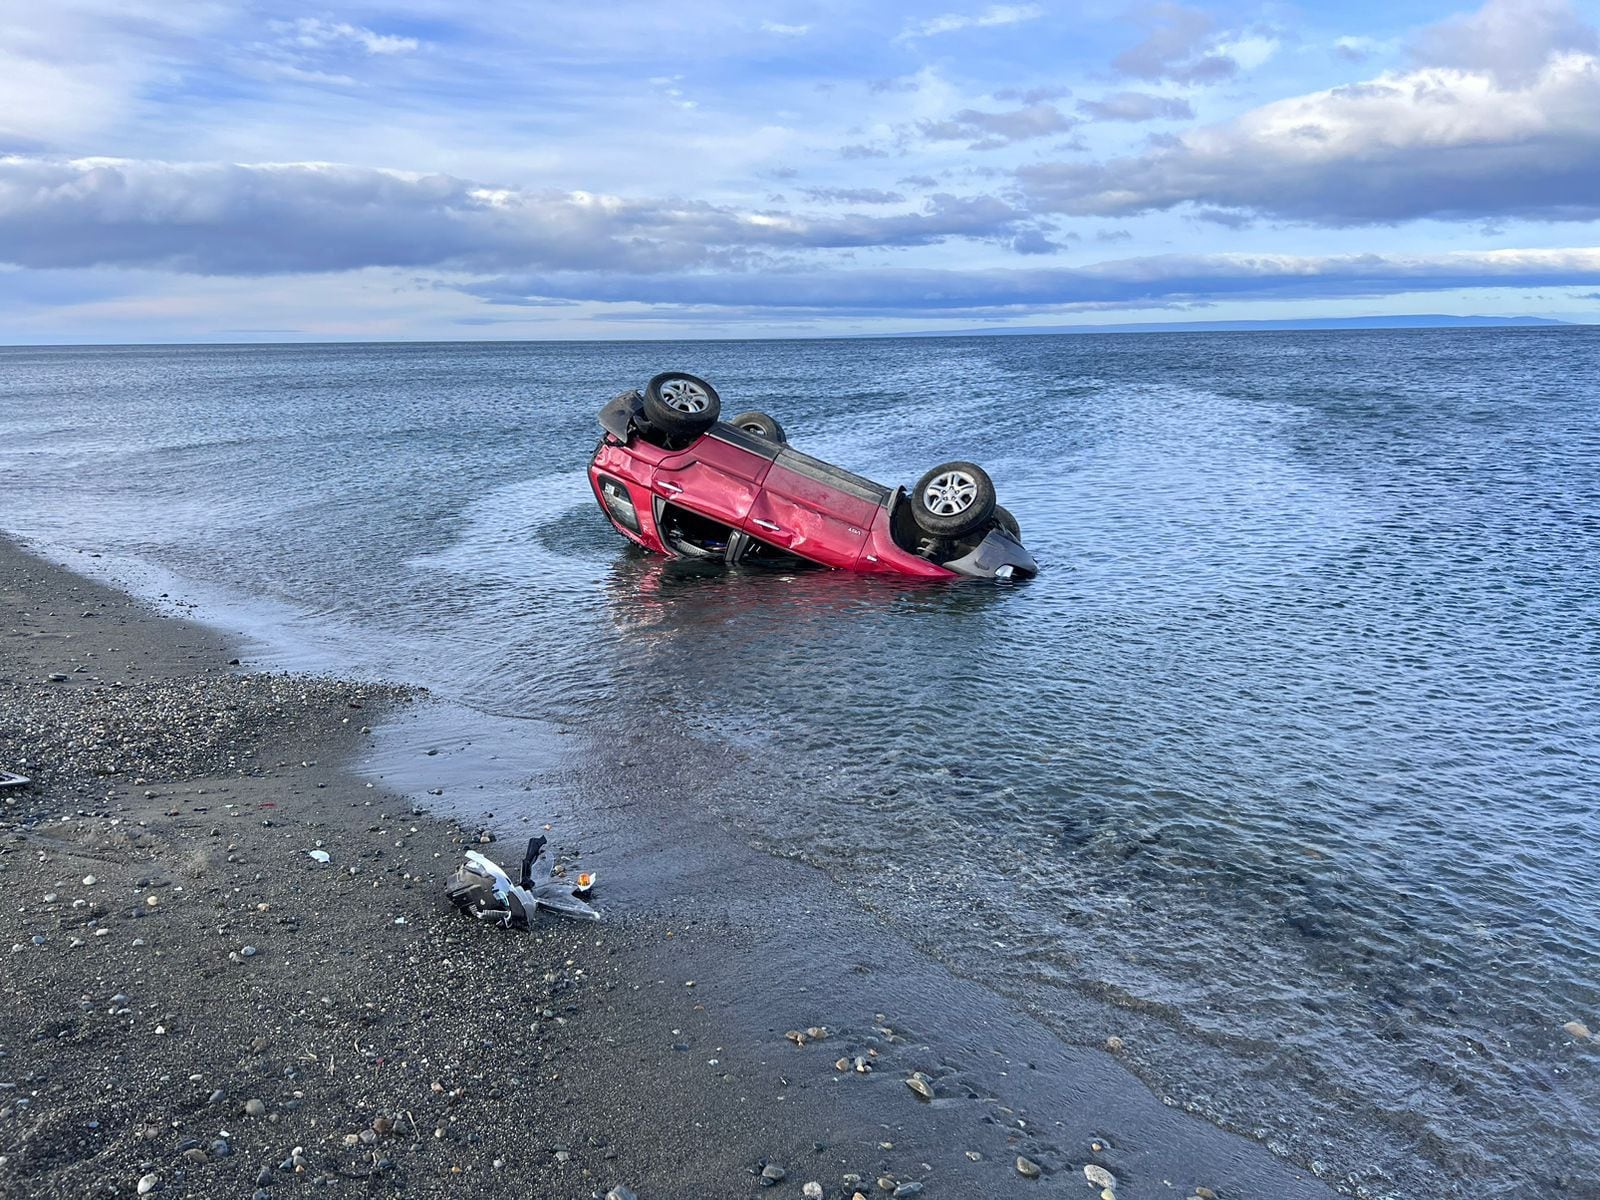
left=2, top=330, right=1598, bottom=1199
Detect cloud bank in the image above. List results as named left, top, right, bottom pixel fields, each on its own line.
left=462, top=248, right=1600, bottom=315
left=0, top=157, right=1031, bottom=275
left=1021, top=0, right=1600, bottom=225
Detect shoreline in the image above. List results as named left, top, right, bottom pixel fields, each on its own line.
left=0, top=532, right=1341, bottom=1199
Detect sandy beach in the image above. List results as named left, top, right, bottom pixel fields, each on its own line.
left=0, top=532, right=1341, bottom=1199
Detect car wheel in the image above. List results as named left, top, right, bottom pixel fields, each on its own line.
left=910, top=461, right=997, bottom=538
left=993, top=505, right=1020, bottom=539
left=729, top=410, right=786, bottom=443
left=643, top=372, right=721, bottom=437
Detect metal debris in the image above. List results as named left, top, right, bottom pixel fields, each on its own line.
left=445, top=835, right=600, bottom=926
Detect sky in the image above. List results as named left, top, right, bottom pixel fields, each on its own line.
left=2, top=0, right=1599, bottom=341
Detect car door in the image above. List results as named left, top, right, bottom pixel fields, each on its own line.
left=744, top=448, right=886, bottom=569
left=652, top=430, right=775, bottom=527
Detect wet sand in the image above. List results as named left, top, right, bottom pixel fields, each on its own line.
left=0, top=532, right=1340, bottom=1199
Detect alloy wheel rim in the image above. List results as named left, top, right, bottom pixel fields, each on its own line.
left=660, top=378, right=710, bottom=413
left=923, top=470, right=978, bottom=516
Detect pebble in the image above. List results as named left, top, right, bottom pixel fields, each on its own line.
left=804, top=1183, right=823, bottom=1199
left=1105, top=1035, right=1124, bottom=1052
left=82, top=875, right=98, bottom=886
left=243, top=1097, right=266, bottom=1117
left=1016, top=1156, right=1041, bottom=1179
left=1194, top=1190, right=1216, bottom=1200
left=893, top=1184, right=923, bottom=1198
left=1563, top=1020, right=1591, bottom=1040
left=606, top=1189, right=637, bottom=1200
left=136, top=1173, right=159, bottom=1195
left=761, top=1163, right=787, bottom=1185
left=1084, top=1164, right=1117, bottom=1189
left=241, top=945, right=259, bottom=958
left=906, top=1073, right=934, bottom=1101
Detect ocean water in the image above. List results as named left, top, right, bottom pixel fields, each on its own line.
left=2, top=331, right=1597, bottom=1198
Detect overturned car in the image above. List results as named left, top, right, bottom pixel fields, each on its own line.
left=588, top=373, right=1038, bottom=580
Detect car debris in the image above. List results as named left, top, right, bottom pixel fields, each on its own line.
left=446, top=835, right=600, bottom=925
left=0, top=770, right=30, bottom=790
left=589, top=372, right=1038, bottom=580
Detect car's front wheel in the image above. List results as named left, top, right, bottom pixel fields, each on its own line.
left=729, top=410, right=786, bottom=443
left=910, top=461, right=996, bottom=538
left=643, top=372, right=721, bottom=438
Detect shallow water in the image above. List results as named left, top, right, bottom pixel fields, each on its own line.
left=2, top=331, right=1597, bottom=1198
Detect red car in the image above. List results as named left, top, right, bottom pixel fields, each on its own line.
left=588, top=372, right=1038, bottom=580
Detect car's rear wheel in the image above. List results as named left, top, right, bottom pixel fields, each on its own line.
left=911, top=461, right=996, bottom=538
left=993, top=505, right=1020, bottom=539
left=729, top=410, right=786, bottom=444
left=643, top=372, right=721, bottom=437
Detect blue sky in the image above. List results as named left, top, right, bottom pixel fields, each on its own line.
left=2, top=0, right=1598, bottom=341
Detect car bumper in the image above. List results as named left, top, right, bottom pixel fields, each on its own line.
left=940, top=527, right=1039, bottom=579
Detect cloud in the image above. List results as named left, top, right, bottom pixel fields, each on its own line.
left=760, top=21, right=810, bottom=37
left=994, top=85, right=1073, bottom=104
left=1077, top=91, right=1194, bottom=121
left=0, top=4, right=230, bottom=148
left=839, top=143, right=891, bottom=159
left=1333, top=36, right=1383, bottom=63
left=1018, top=14, right=1600, bottom=225
left=919, top=103, right=1077, bottom=149
left=897, top=4, right=1042, bottom=42
left=280, top=17, right=419, bottom=56
left=458, top=247, right=1600, bottom=315
left=1113, top=3, right=1239, bottom=84
left=0, top=157, right=1030, bottom=276
left=1411, top=0, right=1596, bottom=84
left=799, top=187, right=908, bottom=204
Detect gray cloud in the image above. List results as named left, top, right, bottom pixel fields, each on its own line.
left=1017, top=13, right=1600, bottom=226
left=919, top=103, right=1077, bottom=150
left=799, top=187, right=908, bottom=205
left=1113, top=3, right=1238, bottom=85
left=0, top=158, right=1030, bottom=276
left=1412, top=0, right=1597, bottom=84
left=994, top=85, right=1073, bottom=103
left=1077, top=91, right=1194, bottom=121
left=458, top=248, right=1600, bottom=315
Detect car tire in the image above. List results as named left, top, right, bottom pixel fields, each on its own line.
left=911, top=461, right=997, bottom=538
left=643, top=372, right=721, bottom=437
left=993, top=505, right=1020, bottom=539
left=729, top=410, right=786, bottom=443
